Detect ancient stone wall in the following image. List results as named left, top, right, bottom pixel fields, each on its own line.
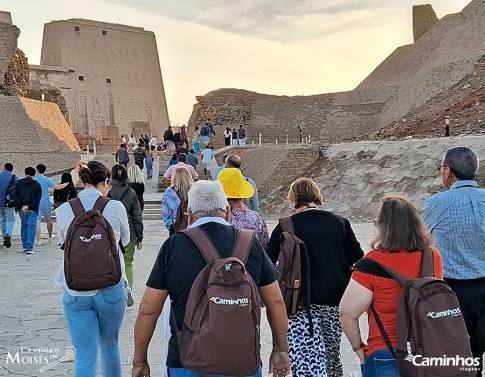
left=1, top=48, right=29, bottom=96
left=0, top=21, right=20, bottom=87
left=189, top=1, right=485, bottom=145
left=413, top=5, right=438, bottom=42
left=260, top=135, right=485, bottom=219
left=0, top=96, right=81, bottom=173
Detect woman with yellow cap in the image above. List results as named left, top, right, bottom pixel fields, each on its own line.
left=217, top=168, right=269, bottom=248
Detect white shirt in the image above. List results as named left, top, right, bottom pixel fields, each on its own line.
left=53, top=188, right=130, bottom=296
left=201, top=148, right=214, bottom=164
left=129, top=136, right=136, bottom=145
left=150, top=137, right=157, bottom=147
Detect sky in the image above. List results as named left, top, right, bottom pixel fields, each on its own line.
left=2, top=0, right=473, bottom=125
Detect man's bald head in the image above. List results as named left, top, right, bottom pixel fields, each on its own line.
left=226, top=154, right=242, bottom=169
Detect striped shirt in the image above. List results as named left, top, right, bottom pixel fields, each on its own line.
left=422, top=180, right=485, bottom=279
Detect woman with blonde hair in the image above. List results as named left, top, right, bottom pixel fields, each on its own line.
left=127, top=164, right=145, bottom=212
left=339, top=195, right=443, bottom=377
left=266, top=177, right=363, bottom=377
left=162, top=167, right=194, bottom=236
left=217, top=168, right=269, bottom=248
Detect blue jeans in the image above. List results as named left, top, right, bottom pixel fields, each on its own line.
left=62, top=280, right=127, bottom=377
left=168, top=367, right=262, bottom=377
left=361, top=350, right=399, bottom=377
left=0, top=206, right=15, bottom=237
left=19, top=210, right=37, bottom=251
left=145, top=157, right=153, bottom=178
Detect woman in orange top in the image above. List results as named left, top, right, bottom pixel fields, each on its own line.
left=339, top=195, right=443, bottom=377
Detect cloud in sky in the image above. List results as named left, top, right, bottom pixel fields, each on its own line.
left=104, top=0, right=390, bottom=42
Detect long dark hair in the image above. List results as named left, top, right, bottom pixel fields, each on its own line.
left=371, top=195, right=433, bottom=252
left=111, top=164, right=128, bottom=185
left=61, top=172, right=75, bottom=191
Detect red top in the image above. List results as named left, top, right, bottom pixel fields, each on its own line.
left=352, top=247, right=443, bottom=356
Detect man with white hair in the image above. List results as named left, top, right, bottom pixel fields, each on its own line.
left=132, top=180, right=290, bottom=377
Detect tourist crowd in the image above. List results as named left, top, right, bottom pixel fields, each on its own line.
left=0, top=145, right=483, bottom=377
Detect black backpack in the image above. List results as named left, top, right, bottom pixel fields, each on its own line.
left=134, top=149, right=145, bottom=165
left=4, top=174, right=16, bottom=208
left=200, top=126, right=210, bottom=137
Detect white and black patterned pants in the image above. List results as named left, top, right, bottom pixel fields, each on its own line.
left=288, top=304, right=343, bottom=377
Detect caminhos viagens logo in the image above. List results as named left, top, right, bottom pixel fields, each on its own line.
left=405, top=354, right=480, bottom=371
left=426, top=307, right=462, bottom=319
left=210, top=297, right=249, bottom=306
left=78, top=234, right=102, bottom=243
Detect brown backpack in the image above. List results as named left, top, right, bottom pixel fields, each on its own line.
left=173, top=192, right=189, bottom=232
left=174, top=227, right=261, bottom=376
left=353, top=249, right=475, bottom=377
left=276, top=217, right=313, bottom=334
left=63, top=197, right=122, bottom=291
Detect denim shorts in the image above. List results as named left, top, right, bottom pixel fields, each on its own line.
left=37, top=202, right=52, bottom=221
left=361, top=349, right=399, bottom=377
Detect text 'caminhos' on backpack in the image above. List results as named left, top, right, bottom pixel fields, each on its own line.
left=62, top=197, right=122, bottom=291
left=173, top=227, right=261, bottom=376
left=352, top=248, right=476, bottom=377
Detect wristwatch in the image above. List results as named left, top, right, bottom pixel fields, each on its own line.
left=352, top=342, right=365, bottom=352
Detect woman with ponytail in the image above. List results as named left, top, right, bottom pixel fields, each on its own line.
left=54, top=160, right=130, bottom=377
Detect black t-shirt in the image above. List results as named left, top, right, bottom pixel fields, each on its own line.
left=146, top=221, right=279, bottom=368
left=266, top=209, right=363, bottom=306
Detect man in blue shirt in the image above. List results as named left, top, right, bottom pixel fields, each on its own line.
left=34, top=164, right=68, bottom=245
left=0, top=163, right=17, bottom=248
left=422, top=146, right=485, bottom=377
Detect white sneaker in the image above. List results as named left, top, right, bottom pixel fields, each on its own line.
left=36, top=241, right=42, bottom=246
left=48, top=235, right=55, bottom=239
left=26, top=250, right=35, bottom=254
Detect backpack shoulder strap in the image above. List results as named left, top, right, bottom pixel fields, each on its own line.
left=352, top=258, right=397, bottom=358
left=279, top=216, right=295, bottom=234
left=352, top=257, right=409, bottom=287
left=68, top=197, right=85, bottom=216
left=232, top=229, right=254, bottom=264
left=118, top=187, right=131, bottom=203
left=419, top=247, right=435, bottom=277
left=180, top=227, right=220, bottom=263
left=92, top=196, right=111, bottom=214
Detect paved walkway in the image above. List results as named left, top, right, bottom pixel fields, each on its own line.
left=0, top=156, right=375, bottom=376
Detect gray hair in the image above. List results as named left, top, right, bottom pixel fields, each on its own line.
left=443, top=147, right=479, bottom=180
left=188, top=180, right=228, bottom=219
